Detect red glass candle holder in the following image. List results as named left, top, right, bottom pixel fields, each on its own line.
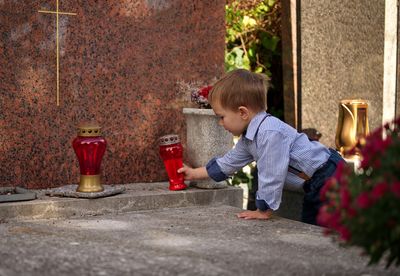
left=72, top=122, right=107, bottom=193
left=159, top=134, right=187, bottom=191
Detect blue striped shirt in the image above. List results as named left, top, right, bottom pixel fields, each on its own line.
left=206, top=111, right=331, bottom=211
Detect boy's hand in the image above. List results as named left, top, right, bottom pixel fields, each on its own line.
left=237, top=209, right=273, bottom=220
left=177, top=165, right=208, bottom=180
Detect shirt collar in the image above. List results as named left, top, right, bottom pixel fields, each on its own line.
left=244, top=111, right=268, bottom=141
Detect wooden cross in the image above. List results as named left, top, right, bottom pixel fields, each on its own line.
left=38, top=0, right=76, bottom=106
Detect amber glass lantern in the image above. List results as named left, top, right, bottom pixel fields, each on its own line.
left=72, top=122, right=107, bottom=192
left=159, top=134, right=187, bottom=191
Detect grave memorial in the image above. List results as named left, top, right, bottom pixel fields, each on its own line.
left=0, top=0, right=226, bottom=189
left=0, top=1, right=399, bottom=273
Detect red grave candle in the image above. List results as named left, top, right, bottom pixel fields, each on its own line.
left=72, top=123, right=107, bottom=193
left=159, top=134, right=187, bottom=191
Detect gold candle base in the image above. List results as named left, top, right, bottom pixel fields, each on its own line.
left=77, top=174, right=104, bottom=193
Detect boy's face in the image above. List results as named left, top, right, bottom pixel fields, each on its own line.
left=212, top=101, right=250, bottom=136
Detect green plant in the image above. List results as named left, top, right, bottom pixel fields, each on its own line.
left=230, top=163, right=254, bottom=186
left=318, top=116, right=400, bottom=268
left=225, top=0, right=281, bottom=76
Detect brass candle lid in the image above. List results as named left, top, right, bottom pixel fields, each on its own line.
left=340, top=99, right=369, bottom=106
left=77, top=122, right=102, bottom=137
left=159, top=134, right=180, bottom=146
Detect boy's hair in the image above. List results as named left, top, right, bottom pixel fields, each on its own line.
left=209, top=69, right=269, bottom=112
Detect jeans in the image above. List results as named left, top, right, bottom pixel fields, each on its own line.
left=301, top=148, right=345, bottom=225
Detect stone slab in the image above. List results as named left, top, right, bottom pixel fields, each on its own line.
left=0, top=187, right=37, bottom=203
left=0, top=182, right=243, bottom=221
left=0, top=205, right=397, bottom=275
left=45, top=184, right=125, bottom=199
left=190, top=180, right=228, bottom=189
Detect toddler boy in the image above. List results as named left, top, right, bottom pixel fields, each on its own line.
left=178, top=69, right=344, bottom=225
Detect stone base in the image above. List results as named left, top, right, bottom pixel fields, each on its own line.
left=45, top=185, right=125, bottom=199
left=190, top=180, right=228, bottom=189
left=276, top=187, right=304, bottom=221
left=0, top=182, right=243, bottom=221
left=183, top=108, right=233, bottom=168
left=0, top=187, right=37, bottom=203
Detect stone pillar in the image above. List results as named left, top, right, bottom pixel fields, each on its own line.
left=281, top=0, right=299, bottom=128
left=397, top=1, right=400, bottom=118
left=383, top=0, right=398, bottom=123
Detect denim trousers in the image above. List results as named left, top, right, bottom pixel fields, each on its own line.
left=301, top=148, right=345, bottom=225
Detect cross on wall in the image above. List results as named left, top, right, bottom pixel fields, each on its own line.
left=38, top=0, right=76, bottom=107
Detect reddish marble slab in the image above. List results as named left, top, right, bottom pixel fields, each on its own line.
left=0, top=0, right=225, bottom=188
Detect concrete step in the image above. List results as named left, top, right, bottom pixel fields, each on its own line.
left=1, top=205, right=396, bottom=275
left=0, top=182, right=243, bottom=221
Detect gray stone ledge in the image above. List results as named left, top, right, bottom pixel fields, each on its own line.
left=0, top=187, right=37, bottom=203
left=182, top=107, right=216, bottom=116
left=0, top=182, right=243, bottom=221
left=0, top=205, right=397, bottom=275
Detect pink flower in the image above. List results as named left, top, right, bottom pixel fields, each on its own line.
left=326, top=210, right=342, bottom=230
left=391, top=182, right=400, bottom=198
left=370, top=182, right=389, bottom=201
left=340, top=187, right=351, bottom=209
left=333, top=161, right=346, bottom=180
left=320, top=177, right=336, bottom=201
left=345, top=206, right=357, bottom=218
left=356, top=192, right=372, bottom=209
left=317, top=116, right=400, bottom=267
left=360, top=156, right=370, bottom=169
left=317, top=205, right=332, bottom=226
left=199, top=85, right=212, bottom=99
left=338, top=226, right=351, bottom=241
left=191, top=85, right=212, bottom=108
left=372, top=158, right=381, bottom=169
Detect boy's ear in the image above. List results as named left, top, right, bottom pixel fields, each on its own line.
left=238, top=106, right=250, bottom=120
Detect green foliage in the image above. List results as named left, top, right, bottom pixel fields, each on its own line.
left=229, top=162, right=255, bottom=197
left=230, top=165, right=253, bottom=186
left=225, top=0, right=281, bottom=76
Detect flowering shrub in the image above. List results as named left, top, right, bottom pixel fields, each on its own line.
left=318, top=116, right=400, bottom=268
left=191, top=85, right=212, bottom=109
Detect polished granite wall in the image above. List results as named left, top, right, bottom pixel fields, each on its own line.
left=300, top=1, right=385, bottom=147
left=0, top=0, right=225, bottom=188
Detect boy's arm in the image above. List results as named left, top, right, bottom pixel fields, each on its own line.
left=207, top=138, right=253, bottom=180
left=178, top=137, right=253, bottom=182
